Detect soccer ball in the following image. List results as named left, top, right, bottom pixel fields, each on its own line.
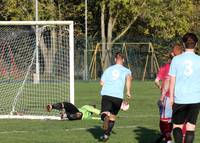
left=120, top=101, right=129, bottom=111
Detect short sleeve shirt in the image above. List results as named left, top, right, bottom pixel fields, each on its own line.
left=100, top=64, right=131, bottom=99
left=169, top=51, right=200, bottom=104
left=156, top=63, right=170, bottom=97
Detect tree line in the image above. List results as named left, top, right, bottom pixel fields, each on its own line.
left=0, top=0, right=199, bottom=74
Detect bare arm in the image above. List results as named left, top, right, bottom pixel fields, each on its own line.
left=100, top=80, right=104, bottom=86
left=169, top=76, right=176, bottom=107
left=154, top=78, right=161, bottom=90
left=160, top=79, right=169, bottom=101
left=126, top=74, right=132, bottom=99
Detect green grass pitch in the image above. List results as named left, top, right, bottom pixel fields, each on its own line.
left=0, top=81, right=199, bottom=143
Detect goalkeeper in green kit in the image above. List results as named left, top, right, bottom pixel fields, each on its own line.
left=46, top=102, right=100, bottom=120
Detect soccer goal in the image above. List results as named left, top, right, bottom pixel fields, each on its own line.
left=0, top=21, right=74, bottom=120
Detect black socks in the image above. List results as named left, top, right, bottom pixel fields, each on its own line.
left=173, top=127, right=183, bottom=143
left=185, top=131, right=194, bottom=143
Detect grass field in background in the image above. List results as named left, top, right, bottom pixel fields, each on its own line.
left=0, top=80, right=200, bottom=143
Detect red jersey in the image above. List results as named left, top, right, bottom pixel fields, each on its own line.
left=156, top=63, right=170, bottom=97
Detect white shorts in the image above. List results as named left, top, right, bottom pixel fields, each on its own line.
left=159, top=96, right=172, bottom=122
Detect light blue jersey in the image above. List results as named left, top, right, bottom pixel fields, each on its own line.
left=169, top=51, right=200, bottom=104
left=100, top=64, right=131, bottom=99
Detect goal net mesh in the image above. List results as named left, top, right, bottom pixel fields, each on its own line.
left=0, top=24, right=72, bottom=119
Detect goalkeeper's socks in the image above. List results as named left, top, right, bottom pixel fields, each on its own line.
left=173, top=127, right=183, bottom=143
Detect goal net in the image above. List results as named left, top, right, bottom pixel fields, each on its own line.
left=0, top=21, right=74, bottom=120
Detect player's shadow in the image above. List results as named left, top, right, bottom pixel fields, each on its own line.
left=133, top=126, right=161, bottom=143
left=86, top=125, right=117, bottom=141
left=86, top=125, right=103, bottom=141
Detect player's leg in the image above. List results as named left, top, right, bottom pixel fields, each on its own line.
left=158, top=120, right=172, bottom=143
left=103, top=114, right=116, bottom=134
left=173, top=126, right=183, bottom=143
left=100, top=96, right=112, bottom=139
left=62, top=102, right=82, bottom=120
left=100, top=96, right=122, bottom=141
left=184, top=123, right=195, bottom=143
left=156, top=96, right=173, bottom=143
left=47, top=102, right=82, bottom=120
left=81, top=105, right=100, bottom=115
left=184, top=103, right=200, bottom=143
left=67, top=112, right=83, bottom=120
left=162, top=96, right=173, bottom=142
left=47, top=102, right=77, bottom=111
left=105, top=97, right=122, bottom=135
left=100, top=96, right=115, bottom=141
left=182, top=122, right=186, bottom=143
left=172, top=103, right=186, bottom=143
left=155, top=99, right=164, bottom=143
left=46, top=102, right=65, bottom=112
left=62, top=102, right=79, bottom=113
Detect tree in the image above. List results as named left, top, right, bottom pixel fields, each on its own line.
left=0, top=0, right=58, bottom=21
left=98, top=0, right=194, bottom=69
left=0, top=0, right=198, bottom=74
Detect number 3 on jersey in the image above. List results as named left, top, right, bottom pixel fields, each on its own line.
left=184, top=60, right=193, bottom=76
left=112, top=69, right=120, bottom=80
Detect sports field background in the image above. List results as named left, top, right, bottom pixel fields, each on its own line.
left=0, top=80, right=199, bottom=143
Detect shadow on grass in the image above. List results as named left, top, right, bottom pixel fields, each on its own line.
left=133, top=126, right=162, bottom=143
left=86, top=125, right=103, bottom=141
left=86, top=125, right=117, bottom=142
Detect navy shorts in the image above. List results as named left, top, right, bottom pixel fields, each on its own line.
left=101, top=95, right=123, bottom=115
left=172, top=103, right=200, bottom=125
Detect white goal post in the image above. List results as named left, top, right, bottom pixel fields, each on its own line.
left=0, top=21, right=74, bottom=120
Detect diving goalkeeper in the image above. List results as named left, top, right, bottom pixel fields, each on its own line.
left=46, top=102, right=100, bottom=120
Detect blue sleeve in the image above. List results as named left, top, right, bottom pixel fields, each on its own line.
left=101, top=69, right=108, bottom=81
left=125, top=69, right=131, bottom=77
left=127, top=69, right=131, bottom=76
left=169, top=58, right=176, bottom=77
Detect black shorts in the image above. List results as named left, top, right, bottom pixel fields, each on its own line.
left=63, top=102, right=79, bottom=114
left=101, top=95, right=123, bottom=115
left=172, top=103, right=200, bottom=125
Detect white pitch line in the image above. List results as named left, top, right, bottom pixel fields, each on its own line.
left=118, top=114, right=159, bottom=118
left=0, top=125, right=139, bottom=134
left=0, top=130, right=29, bottom=134
left=1, top=121, right=200, bottom=134
left=0, top=114, right=160, bottom=134
left=65, top=125, right=138, bottom=132
left=0, top=114, right=199, bottom=134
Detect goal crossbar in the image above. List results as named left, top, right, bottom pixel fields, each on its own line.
left=0, top=21, right=73, bottom=26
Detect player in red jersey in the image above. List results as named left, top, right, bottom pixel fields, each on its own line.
left=155, top=43, right=183, bottom=143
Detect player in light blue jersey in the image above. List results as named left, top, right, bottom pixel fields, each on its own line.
left=99, top=52, right=132, bottom=142
left=169, top=33, right=200, bottom=143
